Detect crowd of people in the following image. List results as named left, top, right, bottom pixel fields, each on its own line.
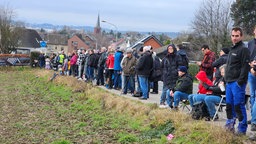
left=36, top=26, right=256, bottom=139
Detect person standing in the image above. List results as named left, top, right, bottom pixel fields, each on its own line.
left=97, top=47, right=107, bottom=86
left=150, top=52, right=162, bottom=94
left=224, top=27, right=250, bottom=135
left=159, top=44, right=182, bottom=108
left=196, top=45, right=216, bottom=80
left=121, top=48, right=136, bottom=95
left=248, top=26, right=256, bottom=124
left=38, top=52, right=45, bottom=69
left=136, top=46, right=153, bottom=100
left=113, top=47, right=124, bottom=90
left=212, top=47, right=229, bottom=82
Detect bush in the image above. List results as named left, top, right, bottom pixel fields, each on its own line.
left=188, top=63, right=199, bottom=81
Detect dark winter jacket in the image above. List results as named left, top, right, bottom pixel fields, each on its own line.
left=87, top=53, right=97, bottom=68
left=224, top=41, right=250, bottom=85
left=136, top=51, right=153, bottom=77
left=98, top=52, right=107, bottom=68
left=162, top=47, right=183, bottom=89
left=212, top=54, right=228, bottom=80
left=173, top=73, right=193, bottom=94
left=248, top=39, right=256, bottom=62
left=150, top=54, right=162, bottom=82
left=203, top=77, right=225, bottom=96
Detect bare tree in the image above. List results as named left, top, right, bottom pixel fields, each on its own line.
left=191, top=0, right=233, bottom=54
left=0, top=4, right=21, bottom=54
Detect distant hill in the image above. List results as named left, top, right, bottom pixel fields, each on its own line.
left=24, top=23, right=179, bottom=38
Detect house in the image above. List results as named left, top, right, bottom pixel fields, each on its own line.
left=44, top=33, right=68, bottom=55
left=131, top=35, right=163, bottom=51
left=16, top=28, right=43, bottom=54
left=67, top=34, right=95, bottom=53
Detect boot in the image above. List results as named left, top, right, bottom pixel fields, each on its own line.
left=225, top=119, right=236, bottom=133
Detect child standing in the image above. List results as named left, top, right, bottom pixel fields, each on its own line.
left=45, top=56, right=51, bottom=70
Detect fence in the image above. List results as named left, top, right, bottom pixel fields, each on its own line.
left=0, top=54, right=30, bottom=66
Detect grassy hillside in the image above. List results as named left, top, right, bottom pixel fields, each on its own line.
left=0, top=67, right=246, bottom=144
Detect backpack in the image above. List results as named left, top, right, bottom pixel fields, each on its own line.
left=149, top=56, right=162, bottom=82
left=191, top=101, right=210, bottom=120
left=178, top=52, right=189, bottom=68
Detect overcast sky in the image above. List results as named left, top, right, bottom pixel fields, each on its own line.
left=2, top=0, right=202, bottom=32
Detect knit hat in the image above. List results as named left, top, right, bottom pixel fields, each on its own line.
left=143, top=46, right=151, bottom=52
left=126, top=48, right=133, bottom=53
left=178, top=66, right=187, bottom=73
left=221, top=47, right=230, bottom=54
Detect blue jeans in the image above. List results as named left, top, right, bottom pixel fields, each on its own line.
left=114, top=70, right=122, bottom=89
left=123, top=75, right=135, bottom=94
left=251, top=95, right=256, bottom=125
left=226, top=81, right=247, bottom=133
left=173, top=91, right=189, bottom=107
left=166, top=89, right=173, bottom=107
left=160, top=85, right=169, bottom=104
left=136, top=76, right=141, bottom=93
left=204, top=95, right=224, bottom=117
left=249, top=72, right=256, bottom=110
left=88, top=66, right=94, bottom=81
left=188, top=94, right=205, bottom=107
left=193, top=94, right=207, bottom=103
left=138, top=76, right=149, bottom=99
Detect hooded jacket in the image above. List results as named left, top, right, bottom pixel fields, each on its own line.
left=195, top=71, right=213, bottom=94
left=162, top=44, right=183, bottom=89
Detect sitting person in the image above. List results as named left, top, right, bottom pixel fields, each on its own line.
left=166, top=66, right=193, bottom=110
left=203, top=64, right=226, bottom=121
left=188, top=71, right=213, bottom=107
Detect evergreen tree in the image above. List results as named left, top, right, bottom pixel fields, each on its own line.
left=230, top=0, right=256, bottom=35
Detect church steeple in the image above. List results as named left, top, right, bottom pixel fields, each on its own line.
left=94, top=13, right=101, bottom=34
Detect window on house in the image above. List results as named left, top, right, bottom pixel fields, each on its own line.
left=72, top=41, right=78, bottom=46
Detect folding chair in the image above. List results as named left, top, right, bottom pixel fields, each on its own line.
left=212, top=95, right=226, bottom=121
left=180, top=99, right=190, bottom=111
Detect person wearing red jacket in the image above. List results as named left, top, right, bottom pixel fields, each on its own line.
left=105, top=48, right=115, bottom=89
left=70, top=52, right=78, bottom=77
left=188, top=70, right=213, bottom=107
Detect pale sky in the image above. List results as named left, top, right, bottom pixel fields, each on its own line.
left=2, top=0, right=202, bottom=32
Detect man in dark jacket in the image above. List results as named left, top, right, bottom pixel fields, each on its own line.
left=136, top=46, right=153, bottom=100
left=97, top=47, right=107, bottom=85
left=212, top=47, right=229, bottom=82
left=224, top=27, right=250, bottom=134
left=167, top=66, right=193, bottom=110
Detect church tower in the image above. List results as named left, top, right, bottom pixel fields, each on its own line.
left=94, top=13, right=101, bottom=34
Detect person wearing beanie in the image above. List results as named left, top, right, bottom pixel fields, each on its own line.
left=212, top=47, right=230, bottom=82
left=159, top=44, right=183, bottom=108
left=166, top=66, right=193, bottom=110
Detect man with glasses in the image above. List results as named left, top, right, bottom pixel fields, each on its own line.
left=196, top=45, right=215, bottom=80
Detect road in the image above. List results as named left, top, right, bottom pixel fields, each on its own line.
left=98, top=81, right=254, bottom=136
